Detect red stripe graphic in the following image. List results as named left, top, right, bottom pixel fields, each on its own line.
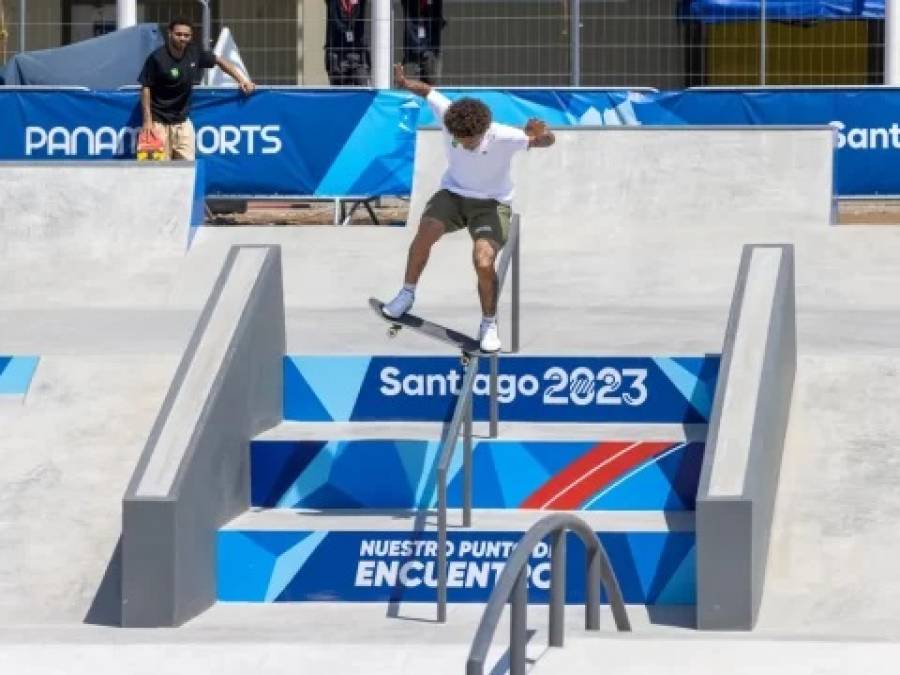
left=520, top=441, right=674, bottom=510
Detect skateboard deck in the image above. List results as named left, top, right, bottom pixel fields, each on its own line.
left=136, top=129, right=165, bottom=161
left=369, top=297, right=483, bottom=358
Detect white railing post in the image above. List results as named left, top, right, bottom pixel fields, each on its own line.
left=371, top=0, right=392, bottom=88
left=116, top=0, right=137, bottom=30
left=888, top=0, right=900, bottom=85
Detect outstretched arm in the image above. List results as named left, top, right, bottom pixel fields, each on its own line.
left=140, top=86, right=154, bottom=132
left=215, top=55, right=256, bottom=95
left=394, top=63, right=431, bottom=98
left=524, top=118, right=555, bottom=148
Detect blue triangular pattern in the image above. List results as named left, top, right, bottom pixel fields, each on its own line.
left=653, top=357, right=713, bottom=419
left=317, top=91, right=418, bottom=194
left=435, top=443, right=465, bottom=509
left=242, top=530, right=311, bottom=558
left=217, top=531, right=279, bottom=601
left=653, top=544, right=696, bottom=605
left=305, top=483, right=366, bottom=509
left=597, top=533, right=643, bottom=603
left=525, top=442, right=594, bottom=476
left=241, top=90, right=372, bottom=191
left=416, top=441, right=444, bottom=508
left=391, top=440, right=432, bottom=504
left=586, top=455, right=687, bottom=511
left=251, top=441, right=326, bottom=507
left=624, top=533, right=671, bottom=598
left=294, top=356, right=372, bottom=422
left=669, top=357, right=706, bottom=377
left=0, top=357, right=11, bottom=376
left=348, top=152, right=416, bottom=196
left=332, top=441, right=416, bottom=508
left=449, top=441, right=504, bottom=508
left=657, top=442, right=705, bottom=510
left=275, top=442, right=339, bottom=508
left=0, top=356, right=38, bottom=394
left=266, top=531, right=329, bottom=601
left=283, top=357, right=332, bottom=421
left=647, top=534, right=696, bottom=604
left=488, top=442, right=553, bottom=507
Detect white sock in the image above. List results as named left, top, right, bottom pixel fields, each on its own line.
left=481, top=315, right=497, bottom=326
left=403, top=283, right=416, bottom=294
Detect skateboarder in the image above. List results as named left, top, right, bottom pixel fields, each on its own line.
left=382, top=64, right=555, bottom=353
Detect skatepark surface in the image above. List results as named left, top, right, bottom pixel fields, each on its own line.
left=2, top=128, right=900, bottom=672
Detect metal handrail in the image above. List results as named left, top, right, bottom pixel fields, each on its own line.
left=435, top=354, right=479, bottom=622
left=496, top=213, right=521, bottom=355
left=433, top=213, right=522, bottom=622
left=486, top=213, right=521, bottom=437
left=466, top=513, right=631, bottom=675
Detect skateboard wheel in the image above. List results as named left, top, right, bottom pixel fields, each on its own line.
left=461, top=354, right=470, bottom=367
left=388, top=325, right=400, bottom=338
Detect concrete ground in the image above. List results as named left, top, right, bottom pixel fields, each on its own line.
left=3, top=129, right=900, bottom=672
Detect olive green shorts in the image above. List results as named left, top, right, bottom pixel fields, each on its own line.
left=422, top=189, right=512, bottom=247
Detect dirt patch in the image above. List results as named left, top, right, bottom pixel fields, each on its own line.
left=837, top=200, right=900, bottom=225
left=206, top=199, right=900, bottom=227
left=206, top=200, right=409, bottom=227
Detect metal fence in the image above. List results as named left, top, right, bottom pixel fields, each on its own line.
left=0, top=1, right=888, bottom=88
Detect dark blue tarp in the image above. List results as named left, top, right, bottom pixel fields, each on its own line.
left=1, top=23, right=163, bottom=88
left=688, top=0, right=885, bottom=20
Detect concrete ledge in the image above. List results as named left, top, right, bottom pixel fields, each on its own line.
left=121, top=245, right=285, bottom=627
left=0, top=161, right=199, bottom=257
left=696, top=244, right=796, bottom=630
left=408, top=127, right=834, bottom=232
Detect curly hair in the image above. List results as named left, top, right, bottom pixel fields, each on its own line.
left=444, top=98, right=492, bottom=138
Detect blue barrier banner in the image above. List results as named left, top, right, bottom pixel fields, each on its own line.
left=284, top=355, right=719, bottom=424
left=3, top=86, right=900, bottom=196
left=651, top=89, right=900, bottom=196
left=438, top=87, right=899, bottom=196
left=217, top=528, right=695, bottom=604
left=0, top=88, right=417, bottom=196
left=687, top=1, right=884, bottom=20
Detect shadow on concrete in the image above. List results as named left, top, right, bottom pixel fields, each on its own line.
left=83, top=535, right=122, bottom=627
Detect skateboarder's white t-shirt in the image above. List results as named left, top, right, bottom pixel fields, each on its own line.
left=427, top=90, right=529, bottom=204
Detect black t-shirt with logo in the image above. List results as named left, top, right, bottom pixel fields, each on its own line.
left=138, top=44, right=217, bottom=124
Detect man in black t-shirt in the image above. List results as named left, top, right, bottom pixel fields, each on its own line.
left=138, top=17, right=255, bottom=160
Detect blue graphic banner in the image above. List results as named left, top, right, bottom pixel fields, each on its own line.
left=4, top=86, right=900, bottom=195
left=0, top=356, right=39, bottom=395
left=687, top=0, right=884, bottom=20
left=251, top=439, right=705, bottom=511
left=0, top=88, right=417, bottom=196
left=283, top=355, right=720, bottom=424
left=217, top=528, right=695, bottom=604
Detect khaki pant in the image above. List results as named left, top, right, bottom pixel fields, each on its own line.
left=422, top=189, right=512, bottom=247
left=151, top=120, right=196, bottom=161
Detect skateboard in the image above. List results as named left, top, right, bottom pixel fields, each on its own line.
left=369, top=297, right=484, bottom=364
left=136, top=129, right=165, bottom=161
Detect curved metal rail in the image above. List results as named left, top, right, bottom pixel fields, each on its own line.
left=466, top=513, right=631, bottom=675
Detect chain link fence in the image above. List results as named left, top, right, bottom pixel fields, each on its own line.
left=0, top=1, right=887, bottom=87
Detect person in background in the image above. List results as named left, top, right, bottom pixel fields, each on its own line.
left=325, top=0, right=370, bottom=86
left=400, top=0, right=445, bottom=85
left=138, top=16, right=255, bottom=160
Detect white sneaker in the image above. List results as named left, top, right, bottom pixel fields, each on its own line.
left=479, top=320, right=501, bottom=353
left=382, top=288, right=415, bottom=319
